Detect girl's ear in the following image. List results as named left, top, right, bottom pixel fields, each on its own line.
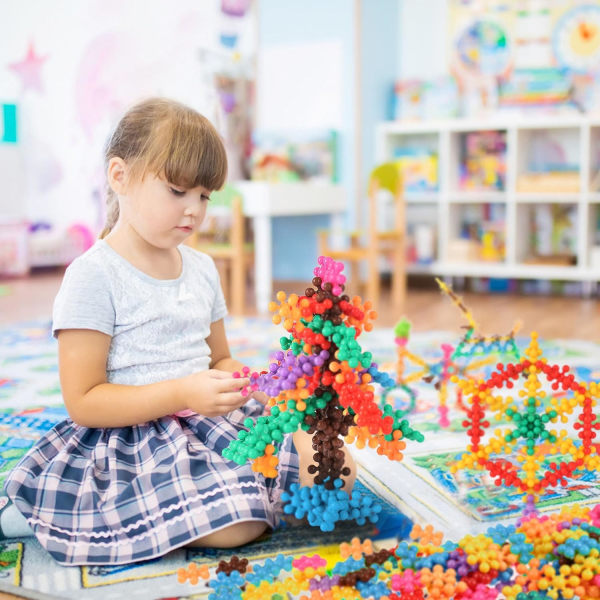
left=107, top=157, right=128, bottom=195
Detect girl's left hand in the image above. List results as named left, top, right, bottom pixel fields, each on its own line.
left=249, top=390, right=269, bottom=405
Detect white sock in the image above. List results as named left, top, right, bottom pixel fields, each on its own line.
left=1, top=503, right=34, bottom=538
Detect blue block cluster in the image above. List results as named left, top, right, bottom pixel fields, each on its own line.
left=207, top=570, right=244, bottom=600
left=556, top=533, right=600, bottom=559
left=331, top=556, right=365, bottom=575
left=356, top=579, right=390, bottom=599
left=245, top=554, right=293, bottom=586
left=281, top=480, right=383, bottom=532
left=365, top=363, right=396, bottom=388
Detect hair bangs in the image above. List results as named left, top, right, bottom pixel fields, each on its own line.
left=141, top=110, right=228, bottom=192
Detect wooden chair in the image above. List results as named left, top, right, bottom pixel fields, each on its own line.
left=318, top=162, right=406, bottom=313
left=186, top=185, right=253, bottom=315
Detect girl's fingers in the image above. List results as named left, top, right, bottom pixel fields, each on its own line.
left=216, top=391, right=248, bottom=408
left=250, top=391, right=269, bottom=404
left=219, top=377, right=250, bottom=392
left=207, top=370, right=250, bottom=392
left=209, top=369, right=246, bottom=380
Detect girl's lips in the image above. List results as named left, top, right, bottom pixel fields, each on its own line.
left=177, top=226, right=193, bottom=233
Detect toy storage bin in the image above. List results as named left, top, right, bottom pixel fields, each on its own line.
left=28, top=223, right=95, bottom=267
left=0, top=221, right=29, bottom=277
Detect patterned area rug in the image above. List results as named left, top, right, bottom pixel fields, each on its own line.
left=0, top=317, right=411, bottom=599
left=2, top=317, right=600, bottom=598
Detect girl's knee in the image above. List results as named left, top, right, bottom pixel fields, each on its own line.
left=188, top=520, right=267, bottom=548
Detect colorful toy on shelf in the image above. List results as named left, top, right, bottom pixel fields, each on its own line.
left=454, top=203, right=506, bottom=263
left=250, top=129, right=338, bottom=183
left=459, top=130, right=506, bottom=191
left=393, top=150, right=439, bottom=192
left=498, top=68, right=574, bottom=110
left=224, top=257, right=424, bottom=531
left=392, top=76, right=460, bottom=121
left=480, top=230, right=502, bottom=262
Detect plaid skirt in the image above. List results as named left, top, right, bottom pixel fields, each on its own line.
left=3, top=401, right=298, bottom=566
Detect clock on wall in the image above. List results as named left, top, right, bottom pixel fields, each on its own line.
left=553, top=4, right=600, bottom=73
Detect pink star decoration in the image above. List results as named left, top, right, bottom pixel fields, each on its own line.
left=9, top=43, right=48, bottom=94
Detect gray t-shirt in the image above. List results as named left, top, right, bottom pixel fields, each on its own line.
left=52, top=240, right=227, bottom=386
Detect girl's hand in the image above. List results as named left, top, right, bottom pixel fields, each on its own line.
left=180, top=369, right=250, bottom=417
left=249, top=390, right=269, bottom=405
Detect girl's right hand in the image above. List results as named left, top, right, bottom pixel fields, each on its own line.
left=180, top=369, right=250, bottom=417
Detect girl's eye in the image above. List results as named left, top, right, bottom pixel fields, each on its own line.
left=201, top=195, right=211, bottom=202
left=169, top=187, right=186, bottom=197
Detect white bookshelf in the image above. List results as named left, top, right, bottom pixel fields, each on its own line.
left=376, top=116, right=600, bottom=287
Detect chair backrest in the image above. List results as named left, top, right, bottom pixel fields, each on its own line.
left=369, top=162, right=402, bottom=196
left=367, top=162, right=404, bottom=236
left=210, top=185, right=242, bottom=210
left=193, top=184, right=244, bottom=245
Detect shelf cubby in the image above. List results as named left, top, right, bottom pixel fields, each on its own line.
left=450, top=129, right=507, bottom=193
left=590, top=126, right=600, bottom=193
left=515, top=202, right=578, bottom=267
left=379, top=130, right=441, bottom=194
left=447, top=202, right=506, bottom=264
left=406, top=202, right=439, bottom=270
left=588, top=203, right=600, bottom=271
left=515, top=125, right=581, bottom=194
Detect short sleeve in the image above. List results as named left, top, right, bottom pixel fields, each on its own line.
left=52, top=256, right=116, bottom=338
left=209, top=259, right=228, bottom=323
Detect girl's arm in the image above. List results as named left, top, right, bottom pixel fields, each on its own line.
left=58, top=329, right=248, bottom=428
left=207, top=319, right=268, bottom=405
left=206, top=318, right=244, bottom=372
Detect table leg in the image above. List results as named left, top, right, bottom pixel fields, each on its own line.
left=330, top=212, right=345, bottom=250
left=253, top=215, right=272, bottom=313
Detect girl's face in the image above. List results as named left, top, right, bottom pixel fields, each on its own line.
left=122, top=172, right=211, bottom=249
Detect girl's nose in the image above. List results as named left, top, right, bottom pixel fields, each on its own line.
left=184, top=201, right=200, bottom=217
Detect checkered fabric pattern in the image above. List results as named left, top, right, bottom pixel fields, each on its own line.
left=4, top=401, right=298, bottom=566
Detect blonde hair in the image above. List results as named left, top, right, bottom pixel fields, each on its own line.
left=100, top=98, right=228, bottom=238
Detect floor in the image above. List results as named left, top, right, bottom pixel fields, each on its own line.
left=0, top=271, right=597, bottom=600
left=1, top=268, right=599, bottom=340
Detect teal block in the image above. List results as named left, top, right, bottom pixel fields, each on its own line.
left=2, top=104, right=17, bottom=143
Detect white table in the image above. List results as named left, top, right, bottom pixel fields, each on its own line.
left=234, top=181, right=347, bottom=313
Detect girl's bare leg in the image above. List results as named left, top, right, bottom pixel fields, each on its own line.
left=187, top=520, right=267, bottom=548
left=188, top=429, right=358, bottom=548
left=292, top=429, right=357, bottom=492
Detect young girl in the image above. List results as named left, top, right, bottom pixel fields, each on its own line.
left=4, top=97, right=338, bottom=566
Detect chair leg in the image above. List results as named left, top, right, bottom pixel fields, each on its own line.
left=217, top=260, right=230, bottom=307
left=366, top=262, right=379, bottom=309
left=348, top=262, right=360, bottom=297
left=349, top=236, right=361, bottom=297
left=317, top=230, right=328, bottom=259
left=230, top=195, right=245, bottom=315
left=365, top=243, right=379, bottom=309
left=391, top=242, right=406, bottom=315
left=231, top=256, right=245, bottom=315
left=366, top=178, right=379, bottom=309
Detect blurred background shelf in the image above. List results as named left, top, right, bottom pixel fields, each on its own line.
left=377, top=116, right=600, bottom=286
